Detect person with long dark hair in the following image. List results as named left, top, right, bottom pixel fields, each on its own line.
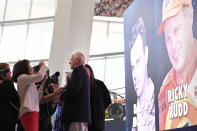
left=12, top=60, right=48, bottom=131
left=85, top=64, right=111, bottom=131
left=0, top=63, right=20, bottom=131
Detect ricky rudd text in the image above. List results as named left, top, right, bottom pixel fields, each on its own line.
left=168, top=83, right=188, bottom=119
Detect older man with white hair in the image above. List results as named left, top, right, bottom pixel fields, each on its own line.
left=62, top=51, right=91, bottom=131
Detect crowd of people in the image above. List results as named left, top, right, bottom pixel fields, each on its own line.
left=94, top=0, right=133, bottom=17
left=0, top=51, right=111, bottom=131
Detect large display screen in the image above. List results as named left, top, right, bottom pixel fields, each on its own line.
left=124, top=0, right=197, bottom=130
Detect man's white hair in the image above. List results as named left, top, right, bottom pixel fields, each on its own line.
left=72, top=51, right=85, bottom=65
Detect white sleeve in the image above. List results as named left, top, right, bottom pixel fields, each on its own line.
left=19, top=65, right=48, bottom=86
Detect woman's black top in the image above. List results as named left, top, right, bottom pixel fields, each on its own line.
left=0, top=79, right=20, bottom=121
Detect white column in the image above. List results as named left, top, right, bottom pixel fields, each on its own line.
left=48, top=0, right=95, bottom=86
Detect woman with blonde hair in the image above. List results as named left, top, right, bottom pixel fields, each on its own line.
left=0, top=63, right=20, bottom=131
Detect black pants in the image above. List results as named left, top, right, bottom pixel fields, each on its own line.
left=0, top=113, right=17, bottom=131
left=88, top=125, right=102, bottom=131
left=39, top=116, right=52, bottom=131
left=0, top=109, right=19, bottom=131
left=17, top=120, right=25, bottom=131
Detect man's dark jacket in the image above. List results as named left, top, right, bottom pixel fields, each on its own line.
left=62, top=65, right=91, bottom=125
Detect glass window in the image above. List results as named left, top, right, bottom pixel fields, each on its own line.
left=105, top=55, right=125, bottom=96
left=0, top=0, right=6, bottom=21
left=89, top=18, right=125, bottom=99
left=0, top=24, right=27, bottom=62
left=88, top=57, right=105, bottom=82
left=30, top=60, right=48, bottom=67
left=5, top=0, right=30, bottom=21
left=31, top=0, right=56, bottom=18
left=107, top=22, right=124, bottom=53
left=89, top=21, right=108, bottom=55
left=25, top=22, right=54, bottom=60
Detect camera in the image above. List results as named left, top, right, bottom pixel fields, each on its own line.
left=44, top=71, right=60, bottom=94
left=47, top=72, right=60, bottom=85
left=33, top=65, right=60, bottom=94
